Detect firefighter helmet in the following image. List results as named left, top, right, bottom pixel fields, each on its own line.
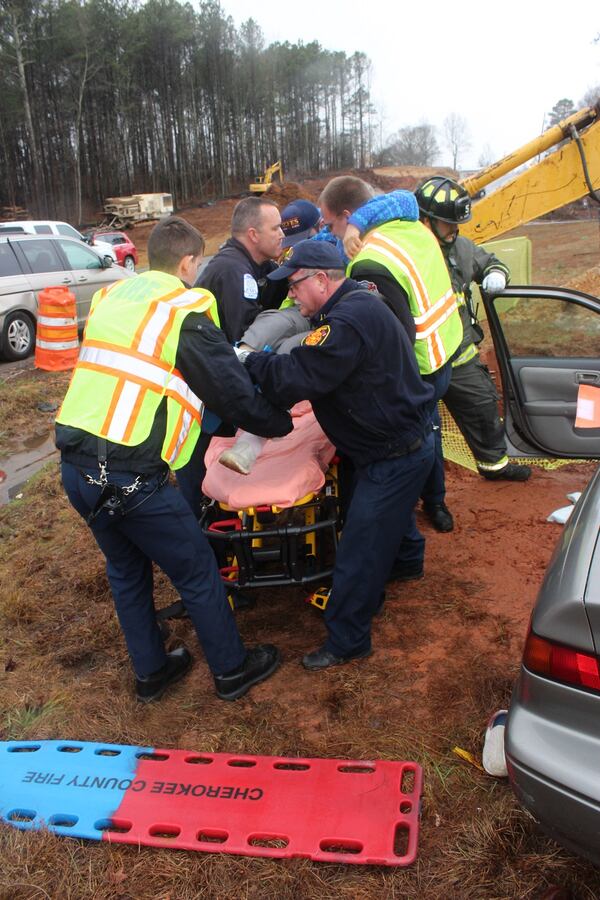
left=416, top=177, right=472, bottom=224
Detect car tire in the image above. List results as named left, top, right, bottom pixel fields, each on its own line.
left=2, top=311, right=35, bottom=361
left=124, top=255, right=135, bottom=272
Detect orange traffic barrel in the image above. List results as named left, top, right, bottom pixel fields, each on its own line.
left=35, top=287, right=79, bottom=371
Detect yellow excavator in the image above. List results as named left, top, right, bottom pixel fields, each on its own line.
left=249, top=160, right=284, bottom=193
left=461, top=104, right=600, bottom=243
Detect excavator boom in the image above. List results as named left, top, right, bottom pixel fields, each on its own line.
left=461, top=105, right=600, bottom=243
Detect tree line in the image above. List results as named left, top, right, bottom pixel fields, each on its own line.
left=0, top=0, right=374, bottom=224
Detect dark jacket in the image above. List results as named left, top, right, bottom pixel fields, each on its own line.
left=349, top=259, right=416, bottom=343
left=56, top=311, right=292, bottom=473
left=245, top=279, right=433, bottom=467
left=444, top=236, right=510, bottom=354
left=196, top=237, right=288, bottom=342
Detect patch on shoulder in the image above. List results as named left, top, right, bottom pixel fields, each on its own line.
left=243, top=273, right=259, bottom=300
left=356, top=279, right=379, bottom=294
left=302, top=324, right=331, bottom=347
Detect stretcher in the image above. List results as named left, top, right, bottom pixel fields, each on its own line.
left=0, top=740, right=422, bottom=866
left=201, top=402, right=340, bottom=590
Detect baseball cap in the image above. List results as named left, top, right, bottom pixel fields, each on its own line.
left=267, top=239, right=346, bottom=280
left=280, top=200, right=322, bottom=248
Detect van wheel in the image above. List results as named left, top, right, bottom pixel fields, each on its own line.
left=2, top=311, right=35, bottom=361
left=123, top=256, right=135, bottom=272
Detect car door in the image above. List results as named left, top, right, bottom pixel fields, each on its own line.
left=13, top=237, right=75, bottom=300
left=55, top=239, right=116, bottom=326
left=482, top=285, right=600, bottom=458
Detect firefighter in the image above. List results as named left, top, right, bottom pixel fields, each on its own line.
left=195, top=195, right=288, bottom=343
left=55, top=216, right=292, bottom=703
left=414, top=177, right=530, bottom=484
left=239, top=240, right=436, bottom=670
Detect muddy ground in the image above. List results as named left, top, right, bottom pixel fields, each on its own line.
left=1, top=194, right=600, bottom=898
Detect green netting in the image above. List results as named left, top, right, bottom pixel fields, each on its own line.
left=439, top=402, right=594, bottom=471
left=471, top=236, right=532, bottom=322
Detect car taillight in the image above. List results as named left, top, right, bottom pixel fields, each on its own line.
left=524, top=629, right=600, bottom=691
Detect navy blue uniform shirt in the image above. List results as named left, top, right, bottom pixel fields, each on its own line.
left=245, top=279, right=434, bottom=467
left=196, top=237, right=287, bottom=343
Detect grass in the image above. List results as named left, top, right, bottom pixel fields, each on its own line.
left=0, top=367, right=70, bottom=456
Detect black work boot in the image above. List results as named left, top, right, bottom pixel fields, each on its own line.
left=481, top=463, right=531, bottom=482
left=386, top=563, right=424, bottom=584
left=214, top=645, right=280, bottom=701
left=302, top=646, right=373, bottom=671
left=423, top=502, right=454, bottom=532
left=135, top=646, right=192, bottom=703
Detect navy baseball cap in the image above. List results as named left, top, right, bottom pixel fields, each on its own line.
left=267, top=239, right=346, bottom=280
left=280, top=199, right=322, bottom=248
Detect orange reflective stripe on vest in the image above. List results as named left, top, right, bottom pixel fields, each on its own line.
left=366, top=231, right=458, bottom=331
left=361, top=230, right=459, bottom=372
left=77, top=288, right=206, bottom=445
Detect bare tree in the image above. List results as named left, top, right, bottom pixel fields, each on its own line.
left=378, top=123, right=438, bottom=167
left=0, top=0, right=46, bottom=213
left=581, top=84, right=600, bottom=108
left=0, top=0, right=377, bottom=217
left=443, top=112, right=471, bottom=170
left=477, top=143, right=495, bottom=168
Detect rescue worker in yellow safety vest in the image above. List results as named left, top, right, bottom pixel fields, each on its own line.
left=55, top=216, right=292, bottom=704
left=318, top=175, right=462, bottom=551
left=343, top=176, right=531, bottom=513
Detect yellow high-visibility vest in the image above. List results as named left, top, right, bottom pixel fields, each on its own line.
left=57, top=271, right=220, bottom=470
left=349, top=220, right=462, bottom=374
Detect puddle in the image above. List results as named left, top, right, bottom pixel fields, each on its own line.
left=0, top=430, right=59, bottom=505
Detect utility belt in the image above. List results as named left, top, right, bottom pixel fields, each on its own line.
left=82, top=438, right=169, bottom=524
left=386, top=435, right=423, bottom=459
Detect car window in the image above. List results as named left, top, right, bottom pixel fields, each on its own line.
left=56, top=223, right=82, bottom=240
left=33, top=225, right=53, bottom=234
left=58, top=240, right=103, bottom=270
left=96, top=234, right=117, bottom=245
left=18, top=239, right=64, bottom=273
left=0, top=243, right=22, bottom=276
left=493, top=294, right=600, bottom=358
left=113, top=236, right=126, bottom=245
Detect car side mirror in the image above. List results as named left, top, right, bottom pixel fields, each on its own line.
left=102, top=254, right=113, bottom=268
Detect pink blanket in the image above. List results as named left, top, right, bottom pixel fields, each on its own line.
left=202, top=402, right=335, bottom=509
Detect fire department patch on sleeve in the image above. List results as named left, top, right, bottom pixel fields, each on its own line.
left=243, top=273, right=259, bottom=300
left=302, top=324, right=330, bottom=347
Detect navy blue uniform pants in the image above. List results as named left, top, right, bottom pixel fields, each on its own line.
left=323, top=431, right=435, bottom=658
left=420, top=360, right=452, bottom=507
left=61, top=462, right=246, bottom=679
left=174, top=430, right=212, bottom=518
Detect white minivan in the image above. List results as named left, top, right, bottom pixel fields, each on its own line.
left=0, top=221, right=117, bottom=262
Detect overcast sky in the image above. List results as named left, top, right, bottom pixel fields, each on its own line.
left=202, top=0, right=599, bottom=170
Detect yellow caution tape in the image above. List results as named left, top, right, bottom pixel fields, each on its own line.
left=439, top=402, right=595, bottom=472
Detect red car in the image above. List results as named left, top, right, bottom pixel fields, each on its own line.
left=89, top=231, right=138, bottom=271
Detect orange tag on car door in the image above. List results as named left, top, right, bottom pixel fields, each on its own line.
left=575, top=384, right=600, bottom=428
